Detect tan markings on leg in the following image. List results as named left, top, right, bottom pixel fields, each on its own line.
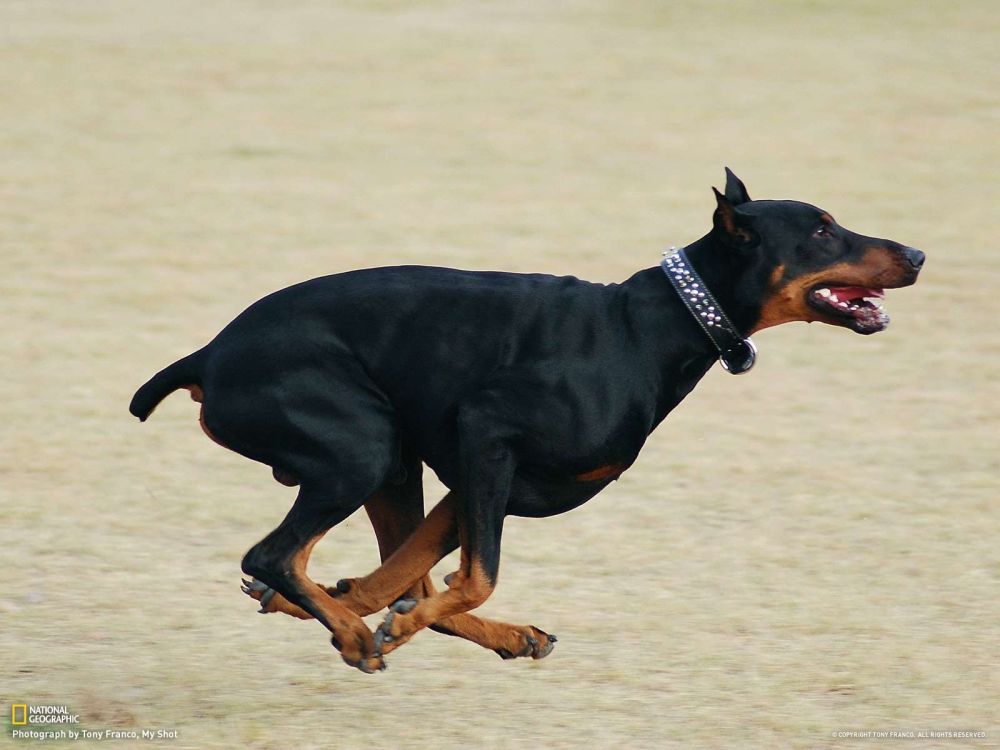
left=364, top=488, right=426, bottom=563
left=247, top=536, right=327, bottom=618
left=250, top=488, right=424, bottom=620
left=257, top=568, right=554, bottom=659
left=358, top=492, right=556, bottom=659
left=334, top=492, right=459, bottom=615
left=265, top=488, right=555, bottom=658
left=245, top=584, right=314, bottom=619
left=402, top=573, right=550, bottom=657
left=377, top=555, right=496, bottom=656
left=284, top=531, right=380, bottom=669
left=433, top=611, right=556, bottom=660
left=574, top=462, right=630, bottom=482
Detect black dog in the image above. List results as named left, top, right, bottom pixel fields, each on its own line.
left=130, top=170, right=923, bottom=672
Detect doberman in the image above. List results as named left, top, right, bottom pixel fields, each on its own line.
left=130, top=170, right=924, bottom=673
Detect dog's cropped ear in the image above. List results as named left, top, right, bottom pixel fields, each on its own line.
left=723, top=167, right=751, bottom=205
left=712, top=187, right=759, bottom=248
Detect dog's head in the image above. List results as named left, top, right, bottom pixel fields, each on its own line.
left=711, top=169, right=924, bottom=335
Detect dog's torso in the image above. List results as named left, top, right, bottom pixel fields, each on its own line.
left=201, top=265, right=715, bottom=515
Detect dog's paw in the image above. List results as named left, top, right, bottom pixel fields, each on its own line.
left=332, top=634, right=386, bottom=674
left=495, top=626, right=557, bottom=660
left=373, top=598, right=418, bottom=656
left=339, top=647, right=387, bottom=674
left=240, top=578, right=314, bottom=619
left=241, top=578, right=278, bottom=613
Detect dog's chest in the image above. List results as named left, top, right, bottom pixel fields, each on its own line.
left=506, top=469, right=625, bottom=518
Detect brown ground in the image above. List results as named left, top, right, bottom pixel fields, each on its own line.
left=2, top=2, right=997, bottom=748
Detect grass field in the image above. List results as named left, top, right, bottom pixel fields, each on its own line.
left=2, top=1, right=997, bottom=748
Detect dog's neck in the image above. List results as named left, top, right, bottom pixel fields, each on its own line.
left=619, top=233, right=770, bottom=383
left=659, top=245, right=759, bottom=374
left=679, top=233, right=767, bottom=337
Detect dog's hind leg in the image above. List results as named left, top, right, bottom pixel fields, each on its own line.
left=241, top=478, right=387, bottom=673
left=243, top=450, right=432, bottom=620
left=245, top=450, right=556, bottom=661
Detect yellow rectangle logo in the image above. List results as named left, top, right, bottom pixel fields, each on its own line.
left=11, top=704, right=28, bottom=725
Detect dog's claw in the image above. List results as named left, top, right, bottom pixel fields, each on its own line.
left=372, top=627, right=391, bottom=658
left=242, top=577, right=277, bottom=612
left=258, top=588, right=276, bottom=609
left=373, top=600, right=415, bottom=656
left=390, top=598, right=417, bottom=614
left=375, top=611, right=395, bottom=654
left=531, top=629, right=556, bottom=659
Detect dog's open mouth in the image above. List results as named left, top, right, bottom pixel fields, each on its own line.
left=809, top=285, right=889, bottom=334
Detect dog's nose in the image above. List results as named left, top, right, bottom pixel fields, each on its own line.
left=902, top=247, right=925, bottom=270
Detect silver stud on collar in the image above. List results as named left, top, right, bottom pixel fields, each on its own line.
left=660, top=247, right=758, bottom=373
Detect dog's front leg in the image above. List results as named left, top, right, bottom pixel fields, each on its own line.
left=373, top=409, right=512, bottom=657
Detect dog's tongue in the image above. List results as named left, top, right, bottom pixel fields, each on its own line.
left=831, top=286, right=884, bottom=300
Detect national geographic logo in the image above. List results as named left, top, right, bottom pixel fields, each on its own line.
left=9, top=703, right=180, bottom=742
left=10, top=703, right=81, bottom=725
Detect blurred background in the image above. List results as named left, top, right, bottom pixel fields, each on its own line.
left=1, top=1, right=996, bottom=747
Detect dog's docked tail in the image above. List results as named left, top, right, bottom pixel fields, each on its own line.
left=129, top=348, right=206, bottom=422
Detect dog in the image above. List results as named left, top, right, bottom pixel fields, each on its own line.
left=130, top=169, right=924, bottom=672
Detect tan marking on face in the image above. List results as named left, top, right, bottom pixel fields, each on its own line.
left=754, top=263, right=815, bottom=332
left=751, top=247, right=909, bottom=334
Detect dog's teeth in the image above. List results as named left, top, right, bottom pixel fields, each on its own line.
left=817, top=288, right=831, bottom=298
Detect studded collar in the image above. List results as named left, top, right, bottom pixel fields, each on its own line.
left=660, top=247, right=757, bottom=374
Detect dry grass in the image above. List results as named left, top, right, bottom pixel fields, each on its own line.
left=1, top=1, right=997, bottom=748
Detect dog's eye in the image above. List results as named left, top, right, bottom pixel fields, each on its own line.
left=813, top=225, right=832, bottom=238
